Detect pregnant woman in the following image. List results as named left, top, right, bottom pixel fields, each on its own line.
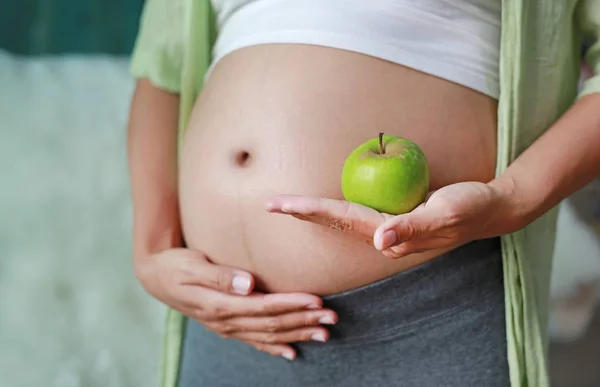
left=127, top=1, right=600, bottom=386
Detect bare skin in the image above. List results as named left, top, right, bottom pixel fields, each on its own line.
left=179, top=44, right=498, bottom=295
left=131, top=43, right=600, bottom=361
left=131, top=43, right=500, bottom=360
left=128, top=80, right=337, bottom=361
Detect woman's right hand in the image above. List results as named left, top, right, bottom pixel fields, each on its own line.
left=134, top=248, right=338, bottom=360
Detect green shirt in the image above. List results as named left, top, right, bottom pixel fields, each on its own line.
left=130, top=1, right=600, bottom=386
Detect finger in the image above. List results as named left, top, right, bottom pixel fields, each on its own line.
left=382, top=238, right=459, bottom=259
left=374, top=206, right=441, bottom=250
left=182, top=287, right=326, bottom=320
left=243, top=340, right=297, bottom=361
left=381, top=243, right=424, bottom=259
left=223, top=309, right=338, bottom=333
left=178, top=252, right=255, bottom=295
left=179, top=308, right=299, bottom=360
left=265, top=194, right=387, bottom=236
left=233, top=326, right=330, bottom=345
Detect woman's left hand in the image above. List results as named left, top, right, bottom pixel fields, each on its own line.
left=265, top=181, right=514, bottom=259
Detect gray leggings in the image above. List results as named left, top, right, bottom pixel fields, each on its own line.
left=178, top=238, right=509, bottom=387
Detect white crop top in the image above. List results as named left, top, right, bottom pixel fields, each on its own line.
left=210, top=0, right=502, bottom=99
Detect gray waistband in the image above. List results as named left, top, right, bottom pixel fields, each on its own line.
left=316, top=238, right=503, bottom=342
left=177, top=237, right=508, bottom=386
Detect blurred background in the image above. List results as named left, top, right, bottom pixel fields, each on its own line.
left=0, top=2, right=598, bottom=387
left=0, top=1, right=165, bottom=387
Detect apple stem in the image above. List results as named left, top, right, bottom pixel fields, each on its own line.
left=379, top=132, right=385, bottom=154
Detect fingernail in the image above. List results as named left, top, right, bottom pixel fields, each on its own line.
left=311, top=332, right=327, bottom=342
left=306, top=303, right=320, bottom=309
left=282, top=351, right=295, bottom=361
left=232, top=275, right=251, bottom=294
left=319, top=316, right=335, bottom=324
left=376, top=229, right=398, bottom=250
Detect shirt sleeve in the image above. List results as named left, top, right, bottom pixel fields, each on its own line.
left=130, top=0, right=185, bottom=93
left=577, top=0, right=600, bottom=98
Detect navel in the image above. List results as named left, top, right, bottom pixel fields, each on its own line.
left=233, top=149, right=252, bottom=167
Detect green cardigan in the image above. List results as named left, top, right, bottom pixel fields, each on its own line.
left=130, top=1, right=600, bottom=386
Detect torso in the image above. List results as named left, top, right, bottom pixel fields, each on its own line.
left=178, top=44, right=498, bottom=295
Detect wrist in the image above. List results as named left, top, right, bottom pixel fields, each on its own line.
left=487, top=174, right=529, bottom=235
left=133, top=216, right=183, bottom=262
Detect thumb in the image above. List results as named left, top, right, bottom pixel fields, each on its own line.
left=373, top=206, right=435, bottom=250
left=180, top=249, right=255, bottom=295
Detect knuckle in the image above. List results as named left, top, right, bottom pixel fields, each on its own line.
left=177, top=257, right=190, bottom=273
left=201, top=307, right=217, bottom=320
left=193, top=307, right=208, bottom=320
left=201, top=321, right=231, bottom=339
left=324, top=201, right=354, bottom=232
left=439, top=213, right=464, bottom=240
left=264, top=333, right=278, bottom=344
left=209, top=322, right=234, bottom=338
left=404, top=220, right=420, bottom=238
left=265, top=317, right=280, bottom=332
left=192, top=307, right=211, bottom=321
left=211, top=306, right=231, bottom=319
left=444, top=206, right=464, bottom=227
left=326, top=218, right=352, bottom=232
left=236, top=324, right=250, bottom=333
left=214, top=270, right=234, bottom=291
left=177, top=256, right=198, bottom=278
left=219, top=323, right=235, bottom=334
left=256, top=302, right=269, bottom=315
left=304, top=314, right=315, bottom=326
left=200, top=303, right=220, bottom=320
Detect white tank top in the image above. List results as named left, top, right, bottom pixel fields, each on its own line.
left=210, top=0, right=502, bottom=99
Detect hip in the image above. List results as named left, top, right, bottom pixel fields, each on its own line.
left=177, top=238, right=509, bottom=387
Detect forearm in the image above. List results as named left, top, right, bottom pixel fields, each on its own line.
left=127, top=79, right=182, bottom=260
left=490, top=93, right=600, bottom=232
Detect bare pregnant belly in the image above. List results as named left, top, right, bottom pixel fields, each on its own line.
left=179, top=44, right=498, bottom=295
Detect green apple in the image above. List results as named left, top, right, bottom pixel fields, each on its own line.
left=341, top=132, right=430, bottom=215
